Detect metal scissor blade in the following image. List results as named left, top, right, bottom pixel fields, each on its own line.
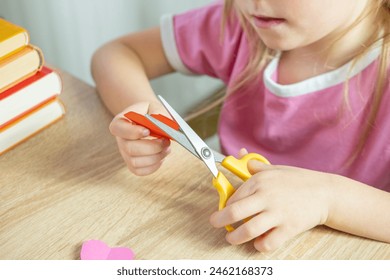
left=211, top=150, right=225, bottom=163
left=145, top=114, right=226, bottom=163
left=157, top=95, right=219, bottom=178
left=144, top=114, right=199, bottom=159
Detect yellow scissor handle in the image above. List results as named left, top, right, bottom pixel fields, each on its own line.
left=212, top=153, right=270, bottom=232
left=212, top=172, right=236, bottom=232
left=222, top=153, right=270, bottom=181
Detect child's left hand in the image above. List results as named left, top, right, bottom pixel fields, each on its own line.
left=209, top=151, right=334, bottom=252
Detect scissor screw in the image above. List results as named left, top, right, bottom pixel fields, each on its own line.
left=201, top=147, right=212, bottom=159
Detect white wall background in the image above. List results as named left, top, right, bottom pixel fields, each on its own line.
left=0, top=0, right=223, bottom=114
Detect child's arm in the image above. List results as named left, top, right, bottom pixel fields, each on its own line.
left=210, top=157, right=390, bottom=252
left=91, top=27, right=173, bottom=115
left=91, top=27, right=174, bottom=175
left=325, top=174, right=390, bottom=243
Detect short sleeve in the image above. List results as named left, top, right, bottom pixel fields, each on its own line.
left=160, top=3, right=244, bottom=83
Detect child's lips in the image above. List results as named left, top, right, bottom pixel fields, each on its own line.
left=252, top=15, right=286, bottom=28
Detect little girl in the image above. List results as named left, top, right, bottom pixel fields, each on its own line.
left=91, top=0, right=390, bottom=252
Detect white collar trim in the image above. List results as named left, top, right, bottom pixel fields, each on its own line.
left=263, top=45, right=382, bottom=98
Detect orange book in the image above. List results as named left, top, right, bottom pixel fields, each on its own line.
left=0, top=18, right=29, bottom=59
left=0, top=66, right=62, bottom=128
left=0, top=45, right=44, bottom=93
left=0, top=98, right=65, bottom=155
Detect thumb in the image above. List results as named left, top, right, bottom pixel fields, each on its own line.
left=118, top=102, right=150, bottom=122
left=238, top=148, right=248, bottom=158
left=248, top=159, right=273, bottom=174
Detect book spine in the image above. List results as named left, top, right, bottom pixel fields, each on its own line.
left=0, top=18, right=30, bottom=59
left=0, top=66, right=53, bottom=100
left=0, top=98, right=65, bottom=155
left=0, top=45, right=45, bottom=93
left=0, top=114, right=64, bottom=156
left=0, top=95, right=59, bottom=130
left=33, top=45, right=44, bottom=70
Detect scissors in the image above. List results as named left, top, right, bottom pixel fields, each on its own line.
left=128, top=95, right=270, bottom=232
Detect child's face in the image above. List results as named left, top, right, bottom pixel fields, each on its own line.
left=234, top=0, right=371, bottom=51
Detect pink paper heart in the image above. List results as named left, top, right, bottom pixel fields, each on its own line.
left=80, top=240, right=135, bottom=260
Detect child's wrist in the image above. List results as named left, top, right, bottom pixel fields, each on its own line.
left=321, top=173, right=348, bottom=227
left=317, top=172, right=341, bottom=226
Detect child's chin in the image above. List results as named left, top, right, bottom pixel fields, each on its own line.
left=257, top=33, right=298, bottom=51
left=262, top=39, right=296, bottom=52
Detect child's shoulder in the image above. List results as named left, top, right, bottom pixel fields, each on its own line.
left=164, top=1, right=246, bottom=80
left=173, top=1, right=242, bottom=34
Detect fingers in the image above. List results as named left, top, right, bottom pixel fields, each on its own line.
left=254, top=227, right=292, bottom=252
left=119, top=140, right=171, bottom=166
left=110, top=100, right=171, bottom=140
left=212, top=206, right=290, bottom=252
left=226, top=212, right=277, bottom=245
left=211, top=201, right=291, bottom=252
left=117, top=137, right=170, bottom=157
left=210, top=192, right=265, bottom=228
left=226, top=176, right=259, bottom=206
left=124, top=159, right=164, bottom=176
left=110, top=118, right=150, bottom=139
left=119, top=145, right=170, bottom=176
left=209, top=157, right=320, bottom=252
left=108, top=101, right=174, bottom=176
left=116, top=137, right=171, bottom=175
left=247, top=159, right=272, bottom=174
left=237, top=147, right=273, bottom=176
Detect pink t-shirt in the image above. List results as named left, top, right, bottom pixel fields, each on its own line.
left=160, top=3, right=390, bottom=191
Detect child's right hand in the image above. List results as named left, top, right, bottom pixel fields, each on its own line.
left=109, top=101, right=171, bottom=176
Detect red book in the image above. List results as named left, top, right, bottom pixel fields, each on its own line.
left=0, top=66, right=62, bottom=128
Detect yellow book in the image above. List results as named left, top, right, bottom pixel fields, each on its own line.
left=0, top=18, right=29, bottom=59
left=0, top=45, right=44, bottom=93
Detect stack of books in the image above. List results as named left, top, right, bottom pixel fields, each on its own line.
left=0, top=18, right=65, bottom=155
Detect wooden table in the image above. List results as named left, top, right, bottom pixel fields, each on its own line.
left=1, top=69, right=389, bottom=260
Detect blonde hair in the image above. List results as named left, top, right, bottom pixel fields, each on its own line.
left=223, top=0, right=390, bottom=163
left=222, top=0, right=275, bottom=93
